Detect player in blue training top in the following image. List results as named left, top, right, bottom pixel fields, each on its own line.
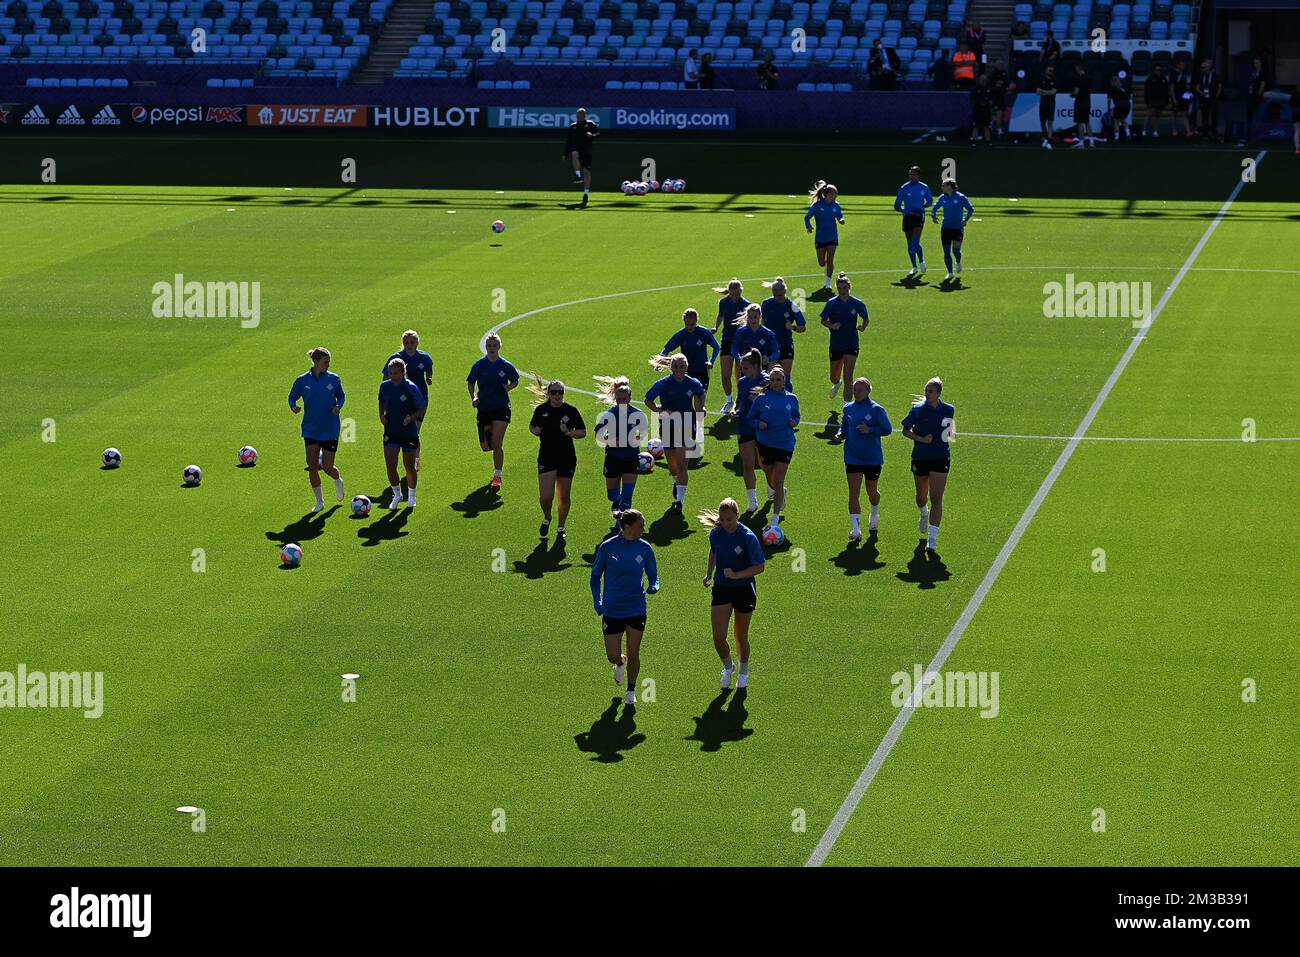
left=698, top=497, right=766, bottom=691
left=645, top=354, right=706, bottom=511
left=288, top=346, right=347, bottom=514
left=760, top=276, right=806, bottom=379
left=901, top=376, right=955, bottom=553
left=894, top=165, right=934, bottom=277
left=931, top=179, right=975, bottom=283
left=804, top=180, right=845, bottom=291
left=466, top=331, right=520, bottom=490
left=731, top=303, right=781, bottom=368
left=711, top=278, right=751, bottom=416
left=818, top=272, right=870, bottom=402
left=733, top=349, right=769, bottom=514
left=590, top=508, right=660, bottom=707
left=593, top=375, right=649, bottom=529
left=382, top=329, right=434, bottom=471
left=838, top=377, right=893, bottom=541
left=747, top=366, right=800, bottom=536
left=658, top=308, right=719, bottom=399
left=378, top=357, right=428, bottom=510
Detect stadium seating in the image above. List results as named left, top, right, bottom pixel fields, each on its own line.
left=1010, top=0, right=1195, bottom=83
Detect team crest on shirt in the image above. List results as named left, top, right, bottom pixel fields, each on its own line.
left=635, top=555, right=644, bottom=565
left=734, top=545, right=743, bottom=554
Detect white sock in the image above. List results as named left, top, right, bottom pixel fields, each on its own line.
left=556, top=526, right=564, bottom=534
left=850, top=513, right=860, bottom=531
left=920, top=505, right=929, bottom=519
left=928, top=524, right=939, bottom=548
left=870, top=504, right=879, bottom=519
left=722, top=656, right=733, bottom=670
left=313, top=485, right=324, bottom=504
left=493, top=468, right=502, bottom=478
left=747, top=489, right=758, bottom=509
left=739, top=660, right=749, bottom=675
left=392, top=484, right=401, bottom=498
left=675, top=484, right=687, bottom=503
left=407, top=488, right=416, bottom=505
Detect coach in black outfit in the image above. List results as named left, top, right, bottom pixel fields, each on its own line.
left=564, top=107, right=599, bottom=207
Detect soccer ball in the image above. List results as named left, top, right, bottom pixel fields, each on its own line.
left=661, top=180, right=674, bottom=192
left=101, top=447, right=121, bottom=468
left=280, top=542, right=303, bottom=567
left=647, top=438, right=665, bottom=458
left=182, top=464, right=202, bottom=486
left=634, top=181, right=649, bottom=195
left=762, top=526, right=785, bottom=547
left=351, top=494, right=372, bottom=517
left=621, top=180, right=636, bottom=195
left=238, top=445, right=258, bottom=466
left=491, top=220, right=505, bottom=233
left=672, top=179, right=686, bottom=193
left=649, top=179, right=660, bottom=191
left=636, top=451, right=655, bottom=474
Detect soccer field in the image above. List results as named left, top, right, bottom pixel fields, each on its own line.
left=0, top=172, right=1296, bottom=867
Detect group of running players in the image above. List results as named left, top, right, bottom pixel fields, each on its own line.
left=287, top=168, right=969, bottom=708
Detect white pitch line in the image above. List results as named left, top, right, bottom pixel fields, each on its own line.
left=803, top=150, right=1268, bottom=868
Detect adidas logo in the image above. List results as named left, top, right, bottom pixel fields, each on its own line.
left=91, top=105, right=120, bottom=126
left=56, top=105, right=85, bottom=126
left=21, top=104, right=49, bottom=125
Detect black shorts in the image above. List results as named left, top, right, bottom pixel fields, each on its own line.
left=1073, top=99, right=1089, bottom=123
left=1039, top=104, right=1055, bottom=122
left=815, top=239, right=838, bottom=250
left=384, top=434, right=420, bottom=451
left=846, top=463, right=883, bottom=480
left=602, top=614, right=645, bottom=635
left=829, top=347, right=859, bottom=361
left=603, top=451, right=638, bottom=479
left=1113, top=103, right=1131, bottom=121
left=911, top=459, right=951, bottom=476
left=711, top=581, right=757, bottom=613
left=757, top=442, right=792, bottom=466
left=941, top=227, right=964, bottom=244
left=719, top=332, right=735, bottom=355
left=476, top=405, right=510, bottom=439
left=572, top=150, right=592, bottom=169
left=539, top=457, right=577, bottom=478
left=737, top=432, right=757, bottom=448
left=973, top=108, right=992, bottom=126
left=690, top=366, right=710, bottom=391
left=304, top=437, right=339, bottom=453
left=902, top=213, right=924, bottom=234
left=779, top=345, right=794, bottom=361
left=658, top=410, right=698, bottom=450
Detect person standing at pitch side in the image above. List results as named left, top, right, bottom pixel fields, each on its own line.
left=564, top=107, right=600, bottom=207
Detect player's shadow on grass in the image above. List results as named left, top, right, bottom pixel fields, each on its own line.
left=831, top=532, right=886, bottom=575
left=645, top=503, right=694, bottom=546
left=808, top=287, right=834, bottom=302
left=816, top=410, right=841, bottom=442
left=685, top=689, right=752, bottom=753
left=721, top=450, right=745, bottom=479
left=450, top=485, right=503, bottom=519
left=265, top=506, right=338, bottom=545
left=511, top=538, right=572, bottom=579
left=892, top=275, right=928, bottom=289
left=935, top=279, right=969, bottom=294
left=895, top=541, right=950, bottom=589
left=574, top=696, right=645, bottom=763
left=706, top=414, right=736, bottom=442
left=357, top=509, right=410, bottom=546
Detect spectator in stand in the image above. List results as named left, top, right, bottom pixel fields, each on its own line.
left=989, top=58, right=1008, bottom=140
left=1107, top=74, right=1131, bottom=142
left=1195, top=58, right=1221, bottom=140
left=869, top=38, right=901, bottom=90
left=1170, top=59, right=1194, bottom=136
left=684, top=48, right=701, bottom=89
left=952, top=40, right=977, bottom=91
left=757, top=52, right=779, bottom=90
left=965, top=21, right=986, bottom=63
left=970, top=73, right=994, bottom=146
left=1039, top=29, right=1061, bottom=68
left=929, top=48, right=952, bottom=90
left=1010, top=20, right=1029, bottom=41
left=1143, top=63, right=1170, bottom=138
left=699, top=51, right=717, bottom=90
left=1246, top=55, right=1268, bottom=137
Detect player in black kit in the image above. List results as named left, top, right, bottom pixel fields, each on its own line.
left=564, top=107, right=600, bottom=207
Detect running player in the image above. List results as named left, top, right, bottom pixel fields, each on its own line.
left=901, top=376, right=955, bottom=552
left=378, top=357, right=427, bottom=509
left=931, top=179, right=974, bottom=283
left=819, top=272, right=870, bottom=402
left=590, top=508, right=660, bottom=707
left=761, top=277, right=806, bottom=379
left=563, top=106, right=599, bottom=207
left=733, top=348, right=769, bottom=513
left=747, top=366, right=799, bottom=535
left=893, top=165, right=933, bottom=276
left=838, top=377, right=893, bottom=540
left=699, top=498, right=765, bottom=690
left=593, top=375, right=649, bottom=526
left=711, top=278, right=750, bottom=414
left=466, top=332, right=520, bottom=490
left=528, top=378, right=587, bottom=541
left=645, top=354, right=706, bottom=510
left=804, top=180, right=845, bottom=291
left=655, top=308, right=719, bottom=405
left=288, top=346, right=346, bottom=514
left=730, top=303, right=781, bottom=370
left=382, top=329, right=434, bottom=470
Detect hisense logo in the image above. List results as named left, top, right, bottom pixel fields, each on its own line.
left=0, top=664, right=103, bottom=718
left=50, top=888, right=151, bottom=938
left=151, top=273, right=261, bottom=328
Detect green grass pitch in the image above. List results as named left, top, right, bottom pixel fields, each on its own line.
left=0, top=179, right=1295, bottom=866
